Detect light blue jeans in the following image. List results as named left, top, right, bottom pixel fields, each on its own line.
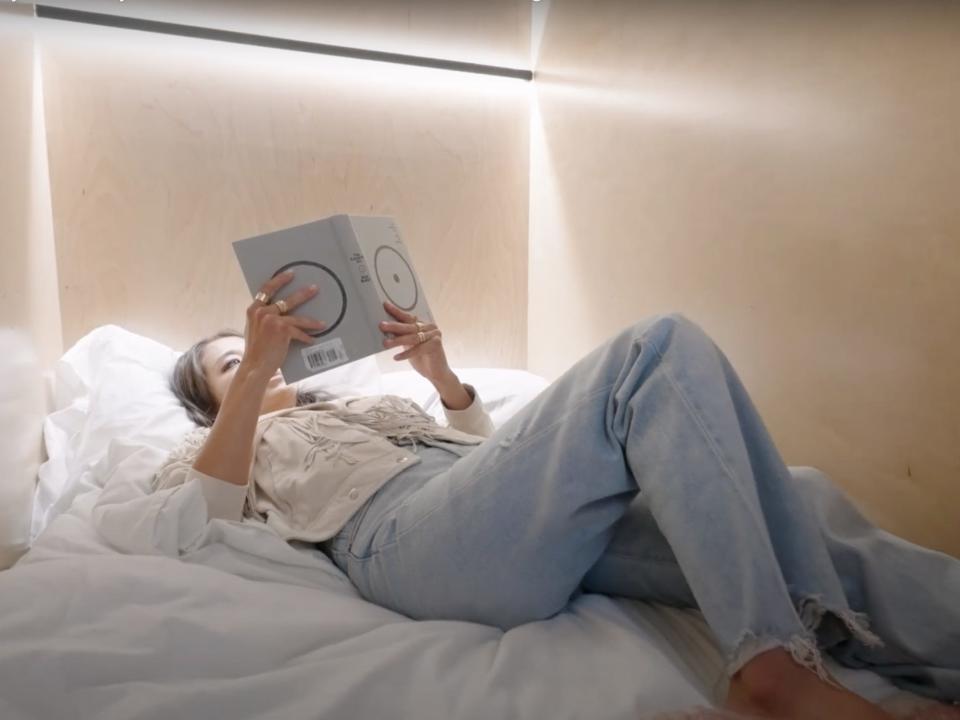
left=324, top=314, right=960, bottom=701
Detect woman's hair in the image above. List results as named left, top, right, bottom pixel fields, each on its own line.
left=169, top=329, right=334, bottom=427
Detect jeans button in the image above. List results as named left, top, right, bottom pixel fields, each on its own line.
left=348, top=488, right=359, bottom=500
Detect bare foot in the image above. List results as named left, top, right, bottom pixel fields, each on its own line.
left=723, top=647, right=896, bottom=720
left=905, top=703, right=960, bottom=720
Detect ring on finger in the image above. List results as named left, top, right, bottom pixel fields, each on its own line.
left=254, top=291, right=271, bottom=304
left=417, top=331, right=426, bottom=344
left=275, top=299, right=289, bottom=315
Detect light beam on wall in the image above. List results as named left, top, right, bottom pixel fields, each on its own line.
left=34, top=4, right=534, bottom=82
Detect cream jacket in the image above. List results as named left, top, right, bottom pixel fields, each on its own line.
left=151, top=384, right=495, bottom=543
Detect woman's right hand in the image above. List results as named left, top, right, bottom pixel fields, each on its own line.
left=241, top=270, right=326, bottom=378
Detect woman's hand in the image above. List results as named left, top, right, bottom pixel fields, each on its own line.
left=241, top=271, right=326, bottom=378
left=192, top=272, right=325, bottom=490
left=379, top=301, right=453, bottom=385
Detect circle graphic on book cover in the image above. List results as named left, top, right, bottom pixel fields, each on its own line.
left=271, top=261, right=346, bottom=337
left=374, top=246, right=419, bottom=311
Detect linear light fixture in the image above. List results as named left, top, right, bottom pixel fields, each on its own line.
left=34, top=4, right=534, bottom=81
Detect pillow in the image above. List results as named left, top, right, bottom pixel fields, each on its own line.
left=296, top=352, right=383, bottom=399
left=32, top=326, right=196, bottom=542
left=0, top=329, right=45, bottom=569
left=32, top=324, right=383, bottom=541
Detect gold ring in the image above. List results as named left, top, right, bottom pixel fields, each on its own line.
left=275, top=299, right=289, bottom=315
left=417, top=331, right=426, bottom=344
left=254, top=291, right=271, bottom=304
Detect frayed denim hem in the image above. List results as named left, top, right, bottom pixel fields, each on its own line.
left=797, top=594, right=884, bottom=650
left=725, top=596, right=885, bottom=688
left=727, top=631, right=829, bottom=683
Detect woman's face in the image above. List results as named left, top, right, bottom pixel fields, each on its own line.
left=201, top=336, right=297, bottom=417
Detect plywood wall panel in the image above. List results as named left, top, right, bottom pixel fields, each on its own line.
left=530, top=0, right=960, bottom=555
left=40, top=17, right=528, bottom=370
left=0, top=6, right=61, bottom=372
left=0, top=8, right=34, bottom=332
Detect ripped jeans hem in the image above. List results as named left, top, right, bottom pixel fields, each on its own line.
left=725, top=596, right=884, bottom=687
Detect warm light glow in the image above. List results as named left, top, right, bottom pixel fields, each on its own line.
left=533, top=70, right=857, bottom=141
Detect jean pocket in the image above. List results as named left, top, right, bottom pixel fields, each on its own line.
left=342, top=495, right=379, bottom=558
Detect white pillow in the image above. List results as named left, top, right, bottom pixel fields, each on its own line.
left=0, top=329, right=45, bottom=569
left=32, top=324, right=384, bottom=541
left=296, top=352, right=383, bottom=399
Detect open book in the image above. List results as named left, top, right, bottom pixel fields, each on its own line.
left=232, top=215, right=434, bottom=383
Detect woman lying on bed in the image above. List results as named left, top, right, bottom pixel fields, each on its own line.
left=161, top=270, right=960, bottom=720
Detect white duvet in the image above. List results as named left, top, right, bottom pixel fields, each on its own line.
left=1, top=445, right=920, bottom=720
left=4, top=442, right=719, bottom=720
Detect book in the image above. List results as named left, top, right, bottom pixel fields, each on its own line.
left=232, top=214, right=434, bottom=383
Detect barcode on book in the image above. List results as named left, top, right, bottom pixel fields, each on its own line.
left=301, top=337, right=350, bottom=371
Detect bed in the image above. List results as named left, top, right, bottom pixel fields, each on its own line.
left=0, top=325, right=935, bottom=720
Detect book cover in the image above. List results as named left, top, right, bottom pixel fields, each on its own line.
left=232, top=214, right=434, bottom=383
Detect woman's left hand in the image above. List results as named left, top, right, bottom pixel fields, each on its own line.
left=379, top=301, right=453, bottom=385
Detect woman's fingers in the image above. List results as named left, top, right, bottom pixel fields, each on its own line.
left=381, top=325, right=438, bottom=348
left=253, top=272, right=318, bottom=311
left=259, top=270, right=295, bottom=300
left=276, top=283, right=319, bottom=312
left=285, top=313, right=324, bottom=345
left=381, top=301, right=438, bottom=350
left=286, top=315, right=326, bottom=331
left=250, top=271, right=313, bottom=317
left=379, top=320, right=436, bottom=338
left=386, top=327, right=441, bottom=352
left=393, top=334, right=439, bottom=361
left=383, top=300, right=418, bottom=323
left=249, top=272, right=293, bottom=316
left=290, top=328, right=315, bottom=344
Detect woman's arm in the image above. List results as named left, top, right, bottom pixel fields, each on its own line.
left=433, top=370, right=473, bottom=411
left=92, top=364, right=274, bottom=553
left=376, top=302, right=495, bottom=437
left=191, top=270, right=324, bottom=487
left=436, top=375, right=496, bottom=438
left=92, top=274, right=324, bottom=554
left=192, top=362, right=273, bottom=486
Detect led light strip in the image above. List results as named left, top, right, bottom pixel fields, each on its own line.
left=35, top=4, right=534, bottom=81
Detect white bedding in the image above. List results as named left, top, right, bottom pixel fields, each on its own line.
left=1, top=326, right=926, bottom=719
left=0, top=484, right=924, bottom=720
left=1, top=450, right=921, bottom=720
left=6, top=463, right=717, bottom=720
